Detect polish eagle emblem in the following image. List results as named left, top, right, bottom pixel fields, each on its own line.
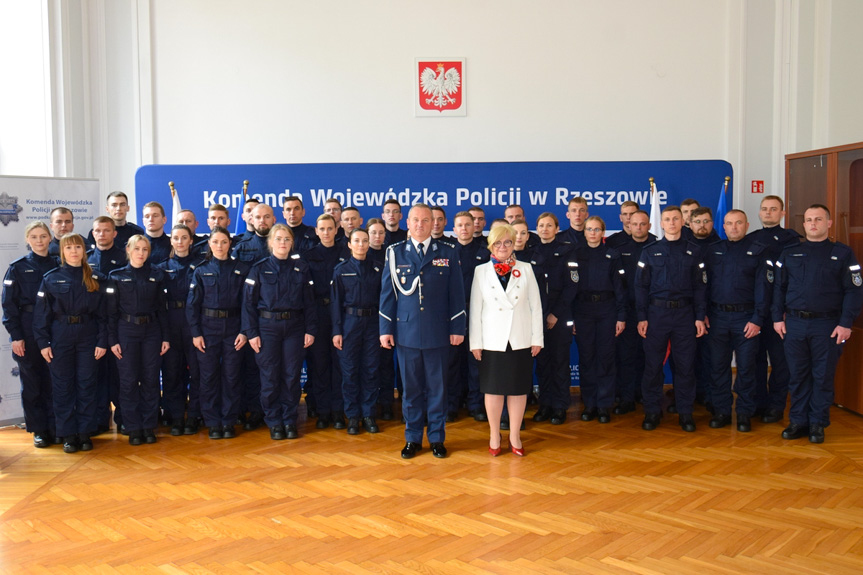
left=420, top=63, right=462, bottom=110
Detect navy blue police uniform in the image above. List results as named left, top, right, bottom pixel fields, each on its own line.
left=87, top=222, right=145, bottom=251
left=2, top=252, right=59, bottom=444
left=380, top=237, right=465, bottom=451
left=106, top=262, right=169, bottom=442
left=187, top=256, right=250, bottom=435
left=289, top=223, right=320, bottom=255
left=331, top=256, right=383, bottom=425
left=243, top=253, right=317, bottom=437
left=748, top=224, right=801, bottom=420
left=704, top=236, right=772, bottom=427
left=155, top=252, right=205, bottom=434
left=32, top=266, right=108, bottom=447
left=49, top=234, right=85, bottom=257
left=690, top=229, right=721, bottom=409
left=635, top=236, right=707, bottom=428
left=146, top=234, right=172, bottom=265
left=772, top=239, right=863, bottom=438
left=572, top=242, right=626, bottom=420
left=557, top=226, right=584, bottom=246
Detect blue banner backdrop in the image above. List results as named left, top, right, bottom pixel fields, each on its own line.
left=135, top=160, right=733, bottom=384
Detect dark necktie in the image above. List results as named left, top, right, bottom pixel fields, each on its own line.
left=417, top=242, right=425, bottom=259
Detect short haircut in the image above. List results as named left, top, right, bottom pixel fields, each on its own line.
left=630, top=209, right=650, bottom=219
left=585, top=215, right=606, bottom=232
left=537, top=212, right=559, bottom=227
left=93, top=215, right=116, bottom=230
left=806, top=203, right=831, bottom=219
left=142, top=201, right=165, bottom=217
left=325, top=198, right=343, bottom=209
left=505, top=204, right=525, bottom=214
left=342, top=207, right=361, bottom=216
left=316, top=213, right=337, bottom=226
left=50, top=207, right=73, bottom=219
left=177, top=209, right=197, bottom=220
left=384, top=198, right=401, bottom=209
left=661, top=205, right=682, bottom=216
left=681, top=198, right=700, bottom=208
left=409, top=203, right=432, bottom=217
left=431, top=206, right=447, bottom=217
left=761, top=195, right=785, bottom=210
left=245, top=197, right=260, bottom=206
left=208, top=204, right=229, bottom=215
left=283, top=195, right=304, bottom=208
left=468, top=206, right=485, bottom=214
left=107, top=191, right=128, bottom=203
left=453, top=211, right=473, bottom=221
left=486, top=224, right=516, bottom=249
left=724, top=209, right=747, bottom=222
left=568, top=196, right=588, bottom=208
left=621, top=201, right=638, bottom=210
left=690, top=206, right=713, bottom=219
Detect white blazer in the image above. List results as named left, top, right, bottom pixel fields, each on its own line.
left=469, top=260, right=544, bottom=352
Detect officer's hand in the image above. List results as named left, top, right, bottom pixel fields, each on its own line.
left=304, top=334, right=314, bottom=348
left=333, top=335, right=343, bottom=350
left=380, top=335, right=394, bottom=349
left=637, top=321, right=648, bottom=338
left=531, top=345, right=542, bottom=357
left=193, top=336, right=206, bottom=353
left=234, top=333, right=247, bottom=351
left=111, top=344, right=123, bottom=360
left=615, top=321, right=625, bottom=337
left=704, top=316, right=711, bottom=329
left=472, top=349, right=482, bottom=361
left=95, top=347, right=106, bottom=360
left=249, top=336, right=261, bottom=353
left=40, top=347, right=53, bottom=363
left=773, top=321, right=786, bottom=339
left=11, top=340, right=25, bottom=357
left=695, top=320, right=706, bottom=337
left=831, top=326, right=851, bottom=345
left=160, top=341, right=170, bottom=356
left=743, top=322, right=761, bottom=339
left=546, top=313, right=558, bottom=330
left=450, top=334, right=464, bottom=346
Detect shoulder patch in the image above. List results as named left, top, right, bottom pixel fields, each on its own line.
left=245, top=278, right=255, bottom=286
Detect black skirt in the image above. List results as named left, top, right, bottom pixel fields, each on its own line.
left=479, top=344, right=534, bottom=396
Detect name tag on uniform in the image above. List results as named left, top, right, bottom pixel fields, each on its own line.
left=432, top=258, right=449, bottom=267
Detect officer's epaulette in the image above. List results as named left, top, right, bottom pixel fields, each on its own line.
left=10, top=254, right=34, bottom=266
left=435, top=236, right=456, bottom=247
left=387, top=239, right=408, bottom=250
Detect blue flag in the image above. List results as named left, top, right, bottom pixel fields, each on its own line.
left=715, top=181, right=728, bottom=239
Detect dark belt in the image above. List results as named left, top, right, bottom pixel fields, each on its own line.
left=787, top=309, right=839, bottom=320
left=168, top=300, right=186, bottom=309
left=650, top=297, right=693, bottom=309
left=578, top=291, right=614, bottom=303
left=346, top=306, right=378, bottom=317
left=316, top=297, right=331, bottom=306
left=121, top=313, right=154, bottom=325
left=711, top=302, right=755, bottom=313
left=202, top=307, right=240, bottom=318
left=259, top=309, right=301, bottom=320
left=20, top=304, right=34, bottom=313
left=55, top=313, right=92, bottom=324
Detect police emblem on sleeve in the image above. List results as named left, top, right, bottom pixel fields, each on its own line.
left=767, top=269, right=774, bottom=284
left=571, top=270, right=579, bottom=283
left=702, top=271, right=708, bottom=284
left=854, top=272, right=862, bottom=287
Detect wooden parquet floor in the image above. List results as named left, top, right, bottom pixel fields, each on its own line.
left=2, top=394, right=863, bottom=574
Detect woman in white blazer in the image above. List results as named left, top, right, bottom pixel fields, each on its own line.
left=470, top=224, right=543, bottom=456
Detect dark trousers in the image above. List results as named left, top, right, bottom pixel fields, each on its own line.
left=398, top=344, right=448, bottom=444
left=615, top=310, right=644, bottom=404
left=116, top=321, right=162, bottom=433
left=695, top=334, right=712, bottom=405
left=196, top=316, right=244, bottom=427
left=707, top=310, right=758, bottom=417
left=95, top=354, right=120, bottom=428
left=784, top=316, right=844, bottom=427
left=15, top=334, right=54, bottom=434
left=161, top=313, right=200, bottom=420
left=574, top=301, right=617, bottom=410
left=755, top=326, right=790, bottom=412
left=240, top=345, right=262, bottom=418
left=253, top=316, right=305, bottom=427
left=536, top=320, right=572, bottom=410
left=305, top=313, right=342, bottom=418
left=339, top=315, right=380, bottom=418
left=50, top=323, right=100, bottom=437
left=641, top=307, right=697, bottom=416
left=377, top=346, right=400, bottom=405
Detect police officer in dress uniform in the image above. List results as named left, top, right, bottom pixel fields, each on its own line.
left=704, top=210, right=772, bottom=432
left=772, top=204, right=863, bottom=443
left=635, top=206, right=707, bottom=432
left=3, top=223, right=59, bottom=447
left=332, top=228, right=383, bottom=435
left=380, top=204, right=466, bottom=459
left=243, top=224, right=317, bottom=440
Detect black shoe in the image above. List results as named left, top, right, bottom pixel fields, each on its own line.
left=119, top=424, right=129, bottom=436
left=79, top=434, right=93, bottom=451
left=667, top=403, right=678, bottom=414
left=679, top=414, right=696, bottom=432
left=380, top=405, right=394, bottom=421
left=581, top=408, right=598, bottom=422
left=347, top=418, right=361, bottom=435
left=129, top=432, right=144, bottom=446
left=53, top=435, right=63, bottom=445
left=401, top=442, right=422, bottom=459
left=809, top=424, right=825, bottom=444
left=362, top=417, right=380, bottom=433
left=63, top=437, right=80, bottom=453
left=33, top=434, right=50, bottom=448
left=470, top=409, right=488, bottom=422
left=332, top=414, right=346, bottom=430
left=315, top=415, right=330, bottom=429
left=597, top=408, right=611, bottom=424
left=499, top=418, right=510, bottom=431
left=208, top=427, right=224, bottom=440
left=642, top=413, right=661, bottom=431
left=222, top=425, right=236, bottom=439
left=285, top=424, right=299, bottom=439
left=737, top=416, right=751, bottom=433
left=445, top=411, right=458, bottom=423
left=533, top=406, right=552, bottom=422
left=613, top=402, right=636, bottom=415
left=781, top=423, right=809, bottom=440
left=270, top=425, right=286, bottom=440
left=171, top=420, right=184, bottom=436
left=307, top=406, right=318, bottom=419
left=184, top=418, right=200, bottom=435
left=160, top=413, right=172, bottom=427
left=243, top=413, right=263, bottom=431
left=431, top=442, right=447, bottom=458
left=709, top=414, right=732, bottom=429
left=144, top=430, right=157, bottom=444
left=550, top=409, right=567, bottom=425
left=761, top=409, right=784, bottom=424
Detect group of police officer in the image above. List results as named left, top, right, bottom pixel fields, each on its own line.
left=4, top=189, right=861, bottom=456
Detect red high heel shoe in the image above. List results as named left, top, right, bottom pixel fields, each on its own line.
left=489, top=444, right=502, bottom=456
left=509, top=442, right=525, bottom=457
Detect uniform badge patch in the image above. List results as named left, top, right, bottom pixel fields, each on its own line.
left=767, top=270, right=774, bottom=284
left=853, top=272, right=862, bottom=287
left=571, top=270, right=579, bottom=283
left=702, top=271, right=708, bottom=284
left=432, top=258, right=449, bottom=267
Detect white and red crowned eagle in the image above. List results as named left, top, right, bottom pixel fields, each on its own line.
left=420, top=63, right=461, bottom=109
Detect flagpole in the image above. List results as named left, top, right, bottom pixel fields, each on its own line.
left=648, top=176, right=663, bottom=240
left=235, top=180, right=250, bottom=236
left=169, top=181, right=182, bottom=226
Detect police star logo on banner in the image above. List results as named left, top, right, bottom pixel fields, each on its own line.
left=0, top=192, right=23, bottom=226
left=416, top=58, right=465, bottom=117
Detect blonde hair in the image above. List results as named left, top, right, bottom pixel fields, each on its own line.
left=486, top=224, right=516, bottom=250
